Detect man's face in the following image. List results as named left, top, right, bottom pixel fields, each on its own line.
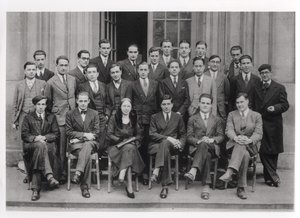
left=149, top=51, right=160, bottom=65
left=24, top=64, right=37, bottom=79
left=161, top=99, right=173, bottom=113
left=259, top=69, right=272, bottom=83
left=35, top=99, right=47, bottom=114
left=193, top=59, right=205, bottom=76
left=86, top=67, right=99, bottom=82
left=236, top=96, right=249, bottom=112
left=77, top=94, right=90, bottom=111
left=195, top=44, right=207, bottom=57
left=231, top=49, right=242, bottom=63
left=138, top=64, right=149, bottom=79
left=34, top=54, right=46, bottom=70
left=127, top=46, right=139, bottom=61
left=179, top=42, right=191, bottom=58
left=199, top=97, right=212, bottom=114
left=161, top=42, right=172, bottom=56
left=78, top=53, right=90, bottom=68
left=209, top=57, right=221, bottom=72
left=110, top=66, right=122, bottom=82
left=57, top=59, right=69, bottom=75
left=99, top=43, right=111, bottom=57
left=240, top=58, right=253, bottom=74
left=169, top=62, right=180, bottom=77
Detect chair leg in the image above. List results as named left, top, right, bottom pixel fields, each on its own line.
left=108, top=156, right=112, bottom=193
left=96, top=156, right=100, bottom=190
left=67, top=157, right=71, bottom=191
left=185, top=156, right=192, bottom=190
left=175, top=155, right=179, bottom=191
left=148, top=156, right=152, bottom=190
left=135, top=173, right=139, bottom=192
left=88, top=157, right=92, bottom=189
left=252, top=160, right=257, bottom=192
left=213, top=159, right=218, bottom=190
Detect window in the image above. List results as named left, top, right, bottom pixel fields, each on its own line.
left=102, top=12, right=117, bottom=61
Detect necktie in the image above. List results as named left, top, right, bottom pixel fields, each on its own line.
left=152, top=65, right=156, bottom=72
left=142, top=79, right=148, bottom=96
left=203, top=114, right=208, bottom=127
left=27, top=81, right=33, bottom=89
left=103, top=58, right=107, bottom=67
left=92, top=81, right=98, bottom=93
left=241, top=111, right=246, bottom=131
left=235, top=63, right=239, bottom=69
left=173, top=76, right=177, bottom=88
left=197, top=76, right=201, bottom=87
left=132, top=61, right=136, bottom=72
left=244, top=74, right=249, bottom=87
left=183, top=58, right=187, bottom=67
left=166, top=113, right=170, bottom=122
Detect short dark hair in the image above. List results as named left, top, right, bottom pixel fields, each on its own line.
left=236, top=92, right=249, bottom=100
left=193, top=57, right=205, bottom=65
left=179, top=40, right=191, bottom=47
left=199, top=93, right=213, bottom=103
left=160, top=94, right=173, bottom=104
left=239, top=55, right=252, bottom=63
left=160, top=39, right=173, bottom=47
left=148, top=46, right=161, bottom=55
left=209, top=55, right=221, bottom=62
left=24, top=61, right=36, bottom=70
left=109, top=63, right=122, bottom=72
left=77, top=50, right=90, bottom=58
left=195, top=41, right=207, bottom=48
left=258, top=64, right=272, bottom=72
left=56, top=55, right=69, bottom=65
left=33, top=50, right=46, bottom=59
left=86, top=63, right=98, bottom=70
left=230, top=45, right=243, bottom=55
left=168, top=59, right=181, bottom=68
left=32, top=95, right=47, bottom=105
left=98, top=39, right=111, bottom=47
left=138, top=61, right=149, bottom=69
left=76, top=91, right=90, bottom=99
left=127, top=44, right=139, bottom=51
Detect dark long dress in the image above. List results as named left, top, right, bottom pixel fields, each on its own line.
left=107, top=115, right=145, bottom=177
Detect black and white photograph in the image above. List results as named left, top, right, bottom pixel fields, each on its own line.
left=0, top=0, right=297, bottom=215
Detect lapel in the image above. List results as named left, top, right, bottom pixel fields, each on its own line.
left=125, top=59, right=136, bottom=74
left=165, top=77, right=176, bottom=92
left=175, top=76, right=183, bottom=93
left=20, top=80, right=26, bottom=100
left=119, top=80, right=127, bottom=98
left=85, top=82, right=95, bottom=102
left=108, top=82, right=115, bottom=100
left=53, top=74, right=68, bottom=94
left=74, top=108, right=84, bottom=128
left=158, top=111, right=168, bottom=130
left=206, top=114, right=214, bottom=135
left=41, top=112, right=51, bottom=134
left=136, top=79, right=147, bottom=99
left=262, top=81, right=278, bottom=108
left=83, top=109, right=93, bottom=131
left=255, top=81, right=265, bottom=102
left=75, top=67, right=86, bottom=82
left=215, top=72, right=223, bottom=88
left=236, top=73, right=245, bottom=88
left=194, top=113, right=207, bottom=131
left=147, top=80, right=155, bottom=99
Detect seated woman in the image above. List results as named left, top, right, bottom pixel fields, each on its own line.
left=21, top=95, right=60, bottom=201
left=219, top=92, right=263, bottom=199
left=107, top=98, right=145, bottom=198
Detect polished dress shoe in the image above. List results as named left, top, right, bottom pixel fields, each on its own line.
left=237, top=187, right=247, bottom=199
left=273, top=180, right=280, bottom=187
left=81, top=189, right=91, bottom=198
left=31, top=190, right=40, bottom=201
left=201, top=192, right=210, bottom=200
left=265, top=180, right=274, bottom=187
left=59, top=175, right=67, bottom=185
left=48, top=177, right=59, bottom=189
left=142, top=178, right=149, bottom=186
left=71, top=173, right=81, bottom=184
left=125, top=187, right=135, bottom=199
left=160, top=187, right=168, bottom=199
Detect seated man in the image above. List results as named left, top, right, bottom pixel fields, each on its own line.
left=148, top=94, right=186, bottom=199
left=185, top=93, right=224, bottom=200
left=65, top=91, right=100, bottom=198
left=21, top=95, right=60, bottom=201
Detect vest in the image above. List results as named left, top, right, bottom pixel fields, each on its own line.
left=22, top=84, right=38, bottom=113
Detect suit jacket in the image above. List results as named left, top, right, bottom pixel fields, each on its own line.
left=159, top=76, right=190, bottom=115
left=178, top=57, right=194, bottom=80
left=187, top=112, right=224, bottom=154
left=186, top=74, right=217, bottom=116
left=149, top=111, right=186, bottom=154
left=90, top=56, right=113, bottom=84
left=225, top=109, right=263, bottom=149
left=106, top=79, right=132, bottom=117
left=159, top=55, right=175, bottom=68
left=65, top=108, right=100, bottom=151
left=204, top=70, right=230, bottom=120
left=148, top=63, right=169, bottom=81
left=44, top=74, right=76, bottom=126
left=229, top=73, right=260, bottom=111
left=225, top=61, right=241, bottom=82
left=78, top=81, right=109, bottom=116
left=131, top=79, right=159, bottom=125
left=35, top=68, right=55, bottom=81
left=118, top=59, right=140, bottom=81
left=12, top=79, right=46, bottom=126
left=68, top=66, right=87, bottom=85
left=251, top=80, right=289, bottom=154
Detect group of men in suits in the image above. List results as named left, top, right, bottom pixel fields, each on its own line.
left=13, top=38, right=289, bottom=201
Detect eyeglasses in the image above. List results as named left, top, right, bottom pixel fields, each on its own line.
left=80, top=57, right=90, bottom=60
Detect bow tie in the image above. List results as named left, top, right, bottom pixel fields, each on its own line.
left=80, top=110, right=87, bottom=115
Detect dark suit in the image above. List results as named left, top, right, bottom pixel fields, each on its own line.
left=65, top=108, right=100, bottom=190
left=225, top=61, right=241, bottom=82
left=90, top=56, right=113, bottom=84
left=149, top=112, right=186, bottom=186
left=187, top=113, right=224, bottom=184
left=69, top=66, right=87, bottom=86
left=226, top=109, right=263, bottom=187
left=159, top=55, right=174, bottom=67
left=21, top=111, right=60, bottom=191
left=251, top=80, right=289, bottom=184
left=35, top=68, right=55, bottom=81
left=178, top=58, right=194, bottom=80
left=118, top=59, right=140, bottom=81
left=148, top=63, right=169, bottom=81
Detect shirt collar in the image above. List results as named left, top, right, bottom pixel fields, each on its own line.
left=26, top=77, right=35, bottom=84
left=200, top=111, right=209, bottom=120
left=77, top=65, right=85, bottom=74
left=195, top=74, right=203, bottom=82
left=242, top=72, right=251, bottom=80
left=240, top=108, right=249, bottom=117
left=36, top=112, right=44, bottom=119
left=163, top=111, right=171, bottom=119
left=113, top=79, right=122, bottom=85
left=179, top=56, right=189, bottom=63
left=139, top=77, right=149, bottom=83
left=263, top=80, right=272, bottom=85
left=100, top=55, right=107, bottom=61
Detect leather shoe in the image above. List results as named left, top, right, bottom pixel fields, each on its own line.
left=201, top=192, right=210, bottom=200
left=142, top=178, right=149, bottom=186
left=71, top=173, right=81, bottom=184
left=81, top=189, right=90, bottom=198
left=160, top=188, right=168, bottom=199
left=273, top=180, right=280, bottom=187
left=59, top=175, right=67, bottom=185
left=237, top=187, right=247, bottom=199
left=48, top=177, right=59, bottom=189
left=265, top=180, right=274, bottom=187
left=31, top=190, right=40, bottom=201
left=125, top=187, right=135, bottom=199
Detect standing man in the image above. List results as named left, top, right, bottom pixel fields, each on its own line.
left=33, top=50, right=55, bottom=81
left=45, top=55, right=77, bottom=184
left=118, top=44, right=140, bottom=81
left=90, top=39, right=113, bottom=84
left=225, top=45, right=243, bottom=82
left=149, top=95, right=186, bottom=199
left=186, top=57, right=217, bottom=117
left=159, top=39, right=174, bottom=67
left=131, top=62, right=159, bottom=185
left=252, top=64, right=289, bottom=187
left=185, top=94, right=224, bottom=200
left=205, top=55, right=230, bottom=120
left=178, top=40, right=193, bottom=79
left=148, top=47, right=169, bottom=81
left=69, top=50, right=90, bottom=85
left=65, top=91, right=100, bottom=198
left=195, top=41, right=209, bottom=69
left=78, top=63, right=109, bottom=153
